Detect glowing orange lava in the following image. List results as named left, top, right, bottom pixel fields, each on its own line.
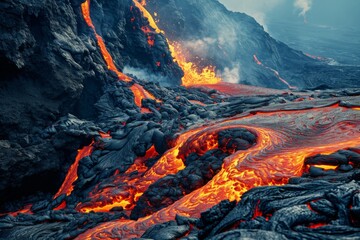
left=81, top=0, right=132, bottom=82
left=69, top=2, right=360, bottom=239
left=311, top=165, right=338, bottom=170
left=170, top=42, right=221, bottom=86
left=308, top=222, right=328, bottom=229
left=53, top=200, right=67, bottom=211
left=77, top=145, right=159, bottom=213
left=81, top=0, right=161, bottom=109
left=134, top=0, right=221, bottom=86
left=99, top=132, right=111, bottom=139
left=76, top=130, right=223, bottom=214
left=253, top=55, right=296, bottom=90
left=252, top=200, right=263, bottom=220
left=133, top=0, right=162, bottom=34
left=76, top=104, right=360, bottom=239
left=54, top=143, right=94, bottom=199
left=1, top=204, right=33, bottom=217
left=130, top=83, right=160, bottom=108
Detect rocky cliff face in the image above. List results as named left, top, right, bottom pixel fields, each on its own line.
left=0, top=0, right=181, bottom=204
left=146, top=0, right=360, bottom=89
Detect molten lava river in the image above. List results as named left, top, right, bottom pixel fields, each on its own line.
left=68, top=102, right=359, bottom=239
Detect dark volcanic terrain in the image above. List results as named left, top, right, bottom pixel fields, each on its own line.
left=0, top=0, right=359, bottom=239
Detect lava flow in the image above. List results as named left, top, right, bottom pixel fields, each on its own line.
left=81, top=0, right=160, bottom=109
left=77, top=145, right=160, bottom=213
left=191, top=82, right=288, bottom=96
left=134, top=0, right=221, bottom=86
left=75, top=128, right=209, bottom=213
left=170, top=42, right=222, bottom=86
left=305, top=53, right=327, bottom=61
left=2, top=0, right=360, bottom=239
left=76, top=103, right=360, bottom=239
left=54, top=143, right=94, bottom=199
left=81, top=0, right=131, bottom=82
left=57, top=0, right=220, bottom=209
left=130, top=83, right=160, bottom=109
left=0, top=204, right=32, bottom=217
left=254, top=54, right=296, bottom=90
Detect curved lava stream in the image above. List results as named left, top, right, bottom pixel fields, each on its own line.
left=76, top=105, right=360, bottom=239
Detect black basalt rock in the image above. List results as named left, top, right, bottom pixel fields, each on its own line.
left=0, top=0, right=183, bottom=204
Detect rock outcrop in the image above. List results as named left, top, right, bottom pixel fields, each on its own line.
left=0, top=0, right=181, bottom=204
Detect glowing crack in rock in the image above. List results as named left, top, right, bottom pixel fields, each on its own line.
left=254, top=54, right=296, bottom=90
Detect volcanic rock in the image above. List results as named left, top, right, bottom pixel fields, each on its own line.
left=0, top=0, right=181, bottom=203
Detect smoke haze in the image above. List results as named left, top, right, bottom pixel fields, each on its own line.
left=123, top=66, right=174, bottom=86
left=294, top=0, right=312, bottom=22
left=218, top=0, right=360, bottom=65
left=218, top=0, right=285, bottom=30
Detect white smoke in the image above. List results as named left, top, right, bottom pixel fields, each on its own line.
left=123, top=65, right=173, bottom=86
left=182, top=38, right=216, bottom=55
left=294, top=0, right=313, bottom=22
left=217, top=64, right=241, bottom=84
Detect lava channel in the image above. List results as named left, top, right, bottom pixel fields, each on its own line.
left=76, top=104, right=360, bottom=239
left=81, top=0, right=161, bottom=110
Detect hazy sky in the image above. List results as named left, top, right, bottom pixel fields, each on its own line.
left=218, top=0, right=360, bottom=29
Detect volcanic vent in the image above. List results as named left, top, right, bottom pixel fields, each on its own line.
left=0, top=0, right=360, bottom=240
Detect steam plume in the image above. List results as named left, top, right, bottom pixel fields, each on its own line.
left=123, top=66, right=173, bottom=86
left=294, top=0, right=312, bottom=23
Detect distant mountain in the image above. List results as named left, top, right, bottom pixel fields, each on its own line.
left=267, top=20, right=360, bottom=66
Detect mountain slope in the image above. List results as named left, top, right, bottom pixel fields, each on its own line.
left=146, top=0, right=360, bottom=89
left=0, top=0, right=180, bottom=203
